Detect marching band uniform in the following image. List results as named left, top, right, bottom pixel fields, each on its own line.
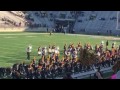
left=38, top=47, right=42, bottom=56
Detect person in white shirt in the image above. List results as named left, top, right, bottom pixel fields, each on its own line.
left=54, top=47, right=60, bottom=55
left=38, top=47, right=42, bottom=56
left=48, top=46, right=52, bottom=55
left=97, top=51, right=101, bottom=57
left=44, top=47, right=47, bottom=56
left=28, top=44, right=32, bottom=52
left=51, top=48, right=55, bottom=53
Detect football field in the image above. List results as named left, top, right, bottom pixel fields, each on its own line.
left=0, top=32, right=120, bottom=67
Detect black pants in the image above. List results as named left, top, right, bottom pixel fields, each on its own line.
left=27, top=52, right=30, bottom=60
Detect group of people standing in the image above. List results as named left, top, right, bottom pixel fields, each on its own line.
left=24, top=40, right=120, bottom=79
left=0, top=40, right=120, bottom=79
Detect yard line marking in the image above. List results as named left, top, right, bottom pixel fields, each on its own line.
left=26, top=36, right=37, bottom=37
left=0, top=33, right=49, bottom=36
left=0, top=55, right=22, bottom=60
left=66, top=34, right=119, bottom=39
left=4, top=36, right=17, bottom=38
left=0, top=33, right=119, bottom=39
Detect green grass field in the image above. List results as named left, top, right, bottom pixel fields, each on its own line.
left=0, top=32, right=120, bottom=68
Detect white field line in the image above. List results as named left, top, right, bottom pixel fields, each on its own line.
left=0, top=33, right=118, bottom=39
left=0, top=51, right=38, bottom=59
left=0, top=45, right=25, bottom=50
left=25, top=36, right=37, bottom=37
left=4, top=36, right=17, bottom=38
left=3, top=35, right=37, bottom=39
left=0, top=33, right=49, bottom=36
left=0, top=55, right=23, bottom=60
left=67, top=34, right=120, bottom=40
left=0, top=37, right=119, bottom=51
left=0, top=33, right=117, bottom=41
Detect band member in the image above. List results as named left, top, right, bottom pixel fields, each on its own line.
left=64, top=44, right=67, bottom=55
left=26, top=45, right=32, bottom=60
left=54, top=47, right=59, bottom=55
left=29, top=44, right=32, bottom=51
left=100, top=42, right=104, bottom=53
left=97, top=51, right=101, bottom=57
left=54, top=47, right=60, bottom=61
left=48, top=45, right=52, bottom=55
left=77, top=42, right=82, bottom=51
left=106, top=40, right=109, bottom=47
left=56, top=46, right=60, bottom=51
left=112, top=42, right=116, bottom=48
left=51, top=45, right=55, bottom=53
left=38, top=47, right=41, bottom=56
left=50, top=30, right=52, bottom=36
left=95, top=44, right=99, bottom=53
left=44, top=47, right=47, bottom=56
left=87, top=43, right=91, bottom=50
left=41, top=48, right=45, bottom=56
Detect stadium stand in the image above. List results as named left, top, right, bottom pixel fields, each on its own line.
left=0, top=11, right=120, bottom=79
left=0, top=11, right=119, bottom=35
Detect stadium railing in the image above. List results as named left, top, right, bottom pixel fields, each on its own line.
left=56, top=66, right=112, bottom=79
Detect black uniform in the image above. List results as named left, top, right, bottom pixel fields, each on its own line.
left=106, top=40, right=109, bottom=47
left=26, top=47, right=31, bottom=60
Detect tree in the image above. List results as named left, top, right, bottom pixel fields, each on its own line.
left=79, top=48, right=96, bottom=66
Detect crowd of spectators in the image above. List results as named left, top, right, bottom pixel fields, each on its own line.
left=0, top=17, right=22, bottom=27
left=9, top=11, right=25, bottom=18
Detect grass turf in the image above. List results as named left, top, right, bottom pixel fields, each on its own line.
left=0, top=32, right=120, bottom=68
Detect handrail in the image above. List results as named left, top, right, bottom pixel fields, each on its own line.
left=56, top=66, right=112, bottom=79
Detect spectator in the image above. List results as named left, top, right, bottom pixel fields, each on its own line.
left=94, top=67, right=103, bottom=79
left=63, top=73, right=73, bottom=79
left=110, top=72, right=117, bottom=79
left=112, top=60, right=120, bottom=79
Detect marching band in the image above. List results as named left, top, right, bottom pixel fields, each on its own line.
left=26, top=40, right=120, bottom=68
